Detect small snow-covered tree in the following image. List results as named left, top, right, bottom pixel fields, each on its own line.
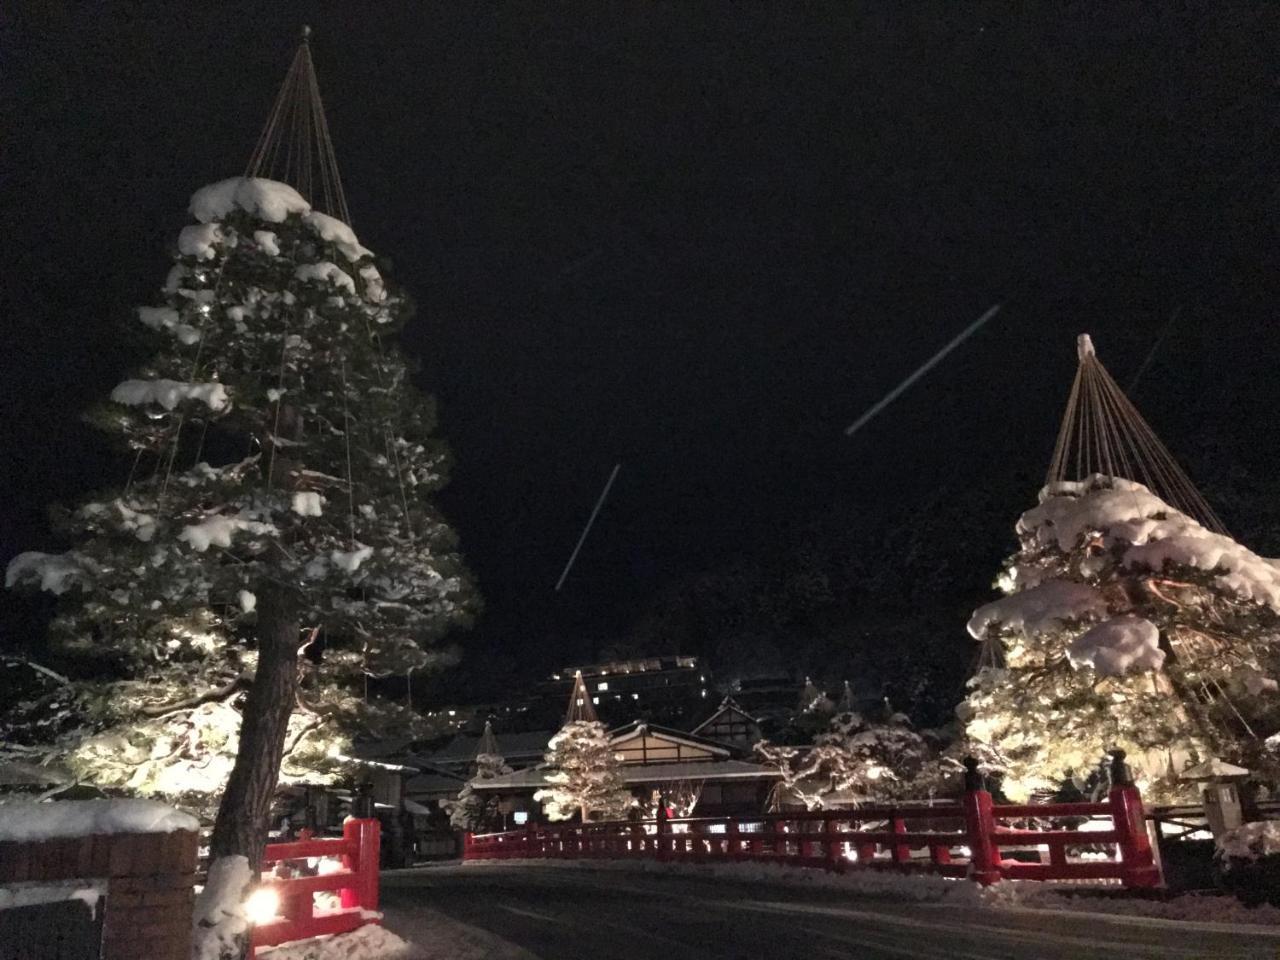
left=534, top=721, right=633, bottom=822
left=3, top=178, right=476, bottom=811
left=961, top=475, right=1280, bottom=802
left=448, top=750, right=512, bottom=833
left=757, top=709, right=934, bottom=810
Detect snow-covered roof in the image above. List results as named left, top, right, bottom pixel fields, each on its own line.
left=0, top=799, right=197, bottom=841
left=471, top=759, right=778, bottom=792
left=608, top=721, right=732, bottom=757
left=421, top=730, right=553, bottom=766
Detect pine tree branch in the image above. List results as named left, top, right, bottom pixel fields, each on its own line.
left=139, top=674, right=250, bottom=717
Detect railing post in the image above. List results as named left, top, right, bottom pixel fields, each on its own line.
left=890, top=815, right=910, bottom=864
left=961, top=757, right=1002, bottom=885
left=727, top=820, right=741, bottom=861
left=340, top=817, right=381, bottom=912
left=1107, top=749, right=1161, bottom=888
left=824, top=815, right=843, bottom=872
left=656, top=802, right=671, bottom=862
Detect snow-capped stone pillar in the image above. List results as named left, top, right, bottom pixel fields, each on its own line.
left=1107, top=750, right=1161, bottom=888
left=961, top=757, right=1002, bottom=885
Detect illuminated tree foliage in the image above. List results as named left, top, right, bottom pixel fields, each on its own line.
left=534, top=720, right=633, bottom=822
left=4, top=178, right=476, bottom=804
left=961, top=474, right=1280, bottom=802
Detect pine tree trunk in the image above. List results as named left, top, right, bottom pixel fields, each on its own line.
left=194, top=582, right=302, bottom=960
left=209, top=580, right=302, bottom=871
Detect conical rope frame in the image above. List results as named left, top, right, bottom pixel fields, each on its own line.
left=1047, top=334, right=1226, bottom=533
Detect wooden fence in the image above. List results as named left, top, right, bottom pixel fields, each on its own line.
left=465, top=756, right=1160, bottom=889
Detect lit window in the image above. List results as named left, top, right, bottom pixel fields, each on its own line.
left=447, top=709, right=456, bottom=717
left=592, top=696, right=600, bottom=705
left=632, top=693, right=640, bottom=700
left=701, top=689, right=707, bottom=698
left=513, top=811, right=529, bottom=825
left=597, top=681, right=609, bottom=692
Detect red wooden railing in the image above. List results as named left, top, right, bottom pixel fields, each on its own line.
left=251, top=818, right=381, bottom=954
left=464, top=755, right=1160, bottom=889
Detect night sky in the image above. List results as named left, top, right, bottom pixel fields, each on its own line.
left=2, top=5, right=1277, bottom=700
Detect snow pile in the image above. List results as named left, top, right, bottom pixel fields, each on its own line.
left=259, top=924, right=412, bottom=960
left=178, top=223, right=224, bottom=260
left=0, top=798, right=197, bottom=841
left=178, top=514, right=277, bottom=551
left=292, top=492, right=324, bottom=517
left=332, top=544, right=373, bottom=573
left=191, top=855, right=251, bottom=960
left=190, top=178, right=310, bottom=224
left=1067, top=616, right=1165, bottom=676
left=1217, top=820, right=1280, bottom=865
left=5, top=551, right=94, bottom=594
left=0, top=882, right=104, bottom=915
left=255, top=230, right=282, bottom=256
left=238, top=589, right=257, bottom=613
left=359, top=265, right=386, bottom=303
left=296, top=262, right=357, bottom=294
left=1022, top=475, right=1280, bottom=614
left=137, top=306, right=201, bottom=345
left=968, top=580, right=1108, bottom=639
left=303, top=212, right=372, bottom=262
left=111, top=379, right=229, bottom=412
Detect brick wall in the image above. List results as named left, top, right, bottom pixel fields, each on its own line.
left=0, top=829, right=197, bottom=960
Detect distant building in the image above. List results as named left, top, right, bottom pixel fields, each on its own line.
left=542, top=655, right=711, bottom=727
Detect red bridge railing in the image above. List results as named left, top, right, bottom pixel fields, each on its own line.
left=464, top=754, right=1160, bottom=889
left=251, top=818, right=381, bottom=954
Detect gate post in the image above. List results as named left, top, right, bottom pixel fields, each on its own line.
left=340, top=817, right=381, bottom=912
left=1107, top=749, right=1161, bottom=888
left=656, top=800, right=671, bottom=862
left=961, top=757, right=1002, bottom=885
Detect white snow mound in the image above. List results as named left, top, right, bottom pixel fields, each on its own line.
left=296, top=262, right=356, bottom=294
left=178, top=223, right=224, bottom=260
left=1021, top=475, right=1280, bottom=614
left=303, top=212, right=372, bottom=262
left=1218, top=820, right=1280, bottom=864
left=5, top=551, right=93, bottom=595
left=968, top=579, right=1108, bottom=639
left=258, top=923, right=411, bottom=960
left=292, top=492, right=324, bottom=517
left=0, top=799, right=197, bottom=841
left=178, top=514, right=277, bottom=552
left=190, top=177, right=311, bottom=224
left=1067, top=615, right=1165, bottom=676
left=111, top=379, right=229, bottom=412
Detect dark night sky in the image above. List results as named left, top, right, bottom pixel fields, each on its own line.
left=2, top=4, right=1277, bottom=697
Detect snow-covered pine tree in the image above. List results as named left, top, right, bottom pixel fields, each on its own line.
left=756, top=708, right=934, bottom=810
left=3, top=177, right=476, bottom=804
left=961, top=474, right=1280, bottom=802
left=534, top=720, right=633, bottom=822
left=448, top=721, right=512, bottom=833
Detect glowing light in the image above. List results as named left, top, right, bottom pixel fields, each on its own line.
left=244, top=887, right=281, bottom=925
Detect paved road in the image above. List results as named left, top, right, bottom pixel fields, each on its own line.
left=381, top=862, right=1280, bottom=960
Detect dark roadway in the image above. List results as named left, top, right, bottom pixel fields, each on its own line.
left=381, top=862, right=1280, bottom=960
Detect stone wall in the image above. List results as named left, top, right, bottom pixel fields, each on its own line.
left=0, top=829, right=197, bottom=960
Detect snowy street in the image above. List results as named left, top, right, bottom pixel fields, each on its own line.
left=381, top=862, right=1280, bottom=960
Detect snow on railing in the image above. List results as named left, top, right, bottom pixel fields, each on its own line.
left=465, top=755, right=1160, bottom=889
left=250, top=818, right=381, bottom=955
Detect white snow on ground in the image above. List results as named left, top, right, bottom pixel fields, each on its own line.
left=379, top=902, right=537, bottom=960
left=178, top=514, right=277, bottom=552
left=4, top=551, right=94, bottom=594
left=1021, top=475, right=1280, bottom=613
left=178, top=223, right=224, bottom=260
left=191, top=855, right=251, bottom=960
left=0, top=881, right=104, bottom=916
left=1067, top=615, right=1165, bottom=676
left=462, top=859, right=1280, bottom=928
left=260, top=925, right=414, bottom=960
left=296, top=261, right=357, bottom=294
left=190, top=178, right=310, bottom=224
left=0, top=798, right=197, bottom=841
left=111, top=379, right=229, bottom=412
left=1218, top=820, right=1280, bottom=863
left=292, top=492, right=325, bottom=517
left=968, top=579, right=1107, bottom=639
